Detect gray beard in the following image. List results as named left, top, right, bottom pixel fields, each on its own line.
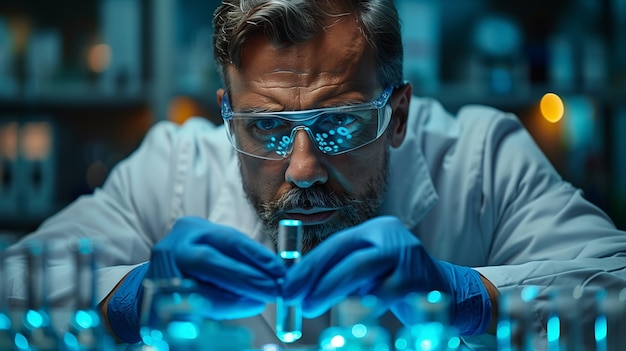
left=242, top=148, right=389, bottom=255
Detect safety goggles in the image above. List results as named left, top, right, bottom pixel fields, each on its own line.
left=221, top=86, right=394, bottom=160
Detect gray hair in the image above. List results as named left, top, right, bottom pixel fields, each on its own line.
left=212, top=0, right=403, bottom=91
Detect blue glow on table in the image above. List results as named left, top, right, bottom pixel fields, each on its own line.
left=73, top=310, right=96, bottom=329
left=330, top=335, right=345, bottom=348
left=395, top=337, right=408, bottom=350
left=426, top=290, right=443, bottom=304
left=14, top=333, right=29, bottom=350
left=277, top=330, right=302, bottom=343
left=25, top=310, right=44, bottom=328
left=595, top=315, right=607, bottom=342
left=167, top=321, right=199, bottom=340
left=351, top=324, right=367, bottom=338
left=547, top=315, right=560, bottom=343
left=0, top=314, right=10, bottom=329
left=63, top=333, right=79, bottom=348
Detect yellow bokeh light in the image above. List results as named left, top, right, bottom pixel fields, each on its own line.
left=540, top=93, right=564, bottom=123
left=87, top=44, right=112, bottom=73
left=21, top=122, right=52, bottom=161
left=168, top=96, right=204, bottom=125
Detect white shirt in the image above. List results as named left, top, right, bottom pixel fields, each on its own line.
left=6, top=97, right=626, bottom=350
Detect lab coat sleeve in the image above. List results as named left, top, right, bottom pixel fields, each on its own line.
left=470, top=111, right=626, bottom=342
left=5, top=121, right=183, bottom=308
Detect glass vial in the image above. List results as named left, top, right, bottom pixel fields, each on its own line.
left=17, top=240, right=59, bottom=351
left=276, top=219, right=303, bottom=343
left=395, top=291, right=459, bottom=351
left=320, top=295, right=390, bottom=351
left=64, top=238, right=112, bottom=351
left=0, top=235, right=15, bottom=350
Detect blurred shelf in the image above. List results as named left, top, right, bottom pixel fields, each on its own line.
left=1, top=0, right=623, bottom=234
left=0, top=211, right=60, bottom=234
left=0, top=94, right=148, bottom=110
left=4, top=84, right=623, bottom=114
left=425, top=83, right=626, bottom=113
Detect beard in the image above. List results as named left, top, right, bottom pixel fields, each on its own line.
left=242, top=148, right=390, bottom=255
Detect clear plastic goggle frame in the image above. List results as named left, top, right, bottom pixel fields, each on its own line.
left=221, top=86, right=394, bottom=160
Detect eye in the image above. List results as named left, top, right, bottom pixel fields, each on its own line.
left=319, top=113, right=358, bottom=128
left=245, top=117, right=291, bottom=142
left=253, top=118, right=284, bottom=131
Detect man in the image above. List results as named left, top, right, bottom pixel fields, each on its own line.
left=5, top=0, right=626, bottom=349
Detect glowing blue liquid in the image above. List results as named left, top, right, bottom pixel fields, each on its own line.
left=277, top=253, right=302, bottom=343
left=276, top=296, right=302, bottom=343
left=321, top=325, right=391, bottom=351
left=280, top=251, right=301, bottom=260
left=0, top=314, right=10, bottom=330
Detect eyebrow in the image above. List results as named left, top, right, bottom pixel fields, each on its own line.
left=237, top=106, right=279, bottom=114
left=234, top=98, right=372, bottom=114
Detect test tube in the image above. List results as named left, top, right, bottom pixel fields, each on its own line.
left=65, top=238, right=112, bottom=351
left=394, top=292, right=457, bottom=351
left=0, top=236, right=15, bottom=350
left=321, top=295, right=391, bottom=351
left=276, top=219, right=303, bottom=343
left=17, top=240, right=59, bottom=351
left=497, top=286, right=541, bottom=351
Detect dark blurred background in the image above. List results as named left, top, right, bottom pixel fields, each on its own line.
left=0, top=0, right=624, bottom=236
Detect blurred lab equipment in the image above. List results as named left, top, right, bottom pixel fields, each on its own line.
left=470, top=14, right=527, bottom=95
left=0, top=17, right=18, bottom=97
left=395, top=292, right=462, bottom=351
left=398, top=0, right=440, bottom=94
left=24, top=30, right=61, bottom=96
left=16, top=241, right=60, bottom=351
left=0, top=118, right=57, bottom=222
left=99, top=0, right=142, bottom=95
left=0, top=120, right=19, bottom=218
left=320, top=295, right=391, bottom=351
left=0, top=235, right=17, bottom=350
left=2, top=234, right=626, bottom=350
left=137, top=278, right=253, bottom=351
left=64, top=239, right=113, bottom=351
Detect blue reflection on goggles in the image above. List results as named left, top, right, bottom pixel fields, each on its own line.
left=266, top=123, right=354, bottom=157
left=221, top=86, right=394, bottom=160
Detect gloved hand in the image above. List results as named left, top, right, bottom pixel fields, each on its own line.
left=107, top=216, right=286, bottom=343
left=282, top=216, right=492, bottom=335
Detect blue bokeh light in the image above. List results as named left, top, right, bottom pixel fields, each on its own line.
left=426, top=290, right=443, bottom=304
left=167, top=321, right=199, bottom=340
left=546, top=315, right=560, bottom=343
left=25, top=310, right=44, bottom=329
left=595, top=315, right=607, bottom=342
left=351, top=324, right=367, bottom=338
left=0, top=314, right=11, bottom=329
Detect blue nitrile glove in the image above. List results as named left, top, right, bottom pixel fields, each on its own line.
left=282, top=216, right=492, bottom=336
left=107, top=216, right=286, bottom=343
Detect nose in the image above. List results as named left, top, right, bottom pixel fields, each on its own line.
left=284, top=129, right=328, bottom=188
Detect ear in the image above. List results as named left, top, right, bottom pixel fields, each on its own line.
left=388, top=82, right=412, bottom=148
left=216, top=88, right=225, bottom=108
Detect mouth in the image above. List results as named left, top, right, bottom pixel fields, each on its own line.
left=283, top=207, right=339, bottom=225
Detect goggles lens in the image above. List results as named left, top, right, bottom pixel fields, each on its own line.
left=221, top=86, right=393, bottom=160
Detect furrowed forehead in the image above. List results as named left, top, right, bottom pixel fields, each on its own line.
left=224, top=11, right=378, bottom=109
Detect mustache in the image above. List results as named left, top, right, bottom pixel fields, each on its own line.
left=262, top=186, right=365, bottom=215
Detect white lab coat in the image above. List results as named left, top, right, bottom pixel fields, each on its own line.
left=5, top=97, right=626, bottom=350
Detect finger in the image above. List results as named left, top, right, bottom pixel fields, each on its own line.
left=177, top=217, right=285, bottom=278
left=282, top=228, right=375, bottom=300
left=176, top=245, right=281, bottom=301
left=194, top=283, right=267, bottom=320
left=293, top=248, right=395, bottom=318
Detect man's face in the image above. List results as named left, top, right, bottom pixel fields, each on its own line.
left=218, top=14, right=409, bottom=254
